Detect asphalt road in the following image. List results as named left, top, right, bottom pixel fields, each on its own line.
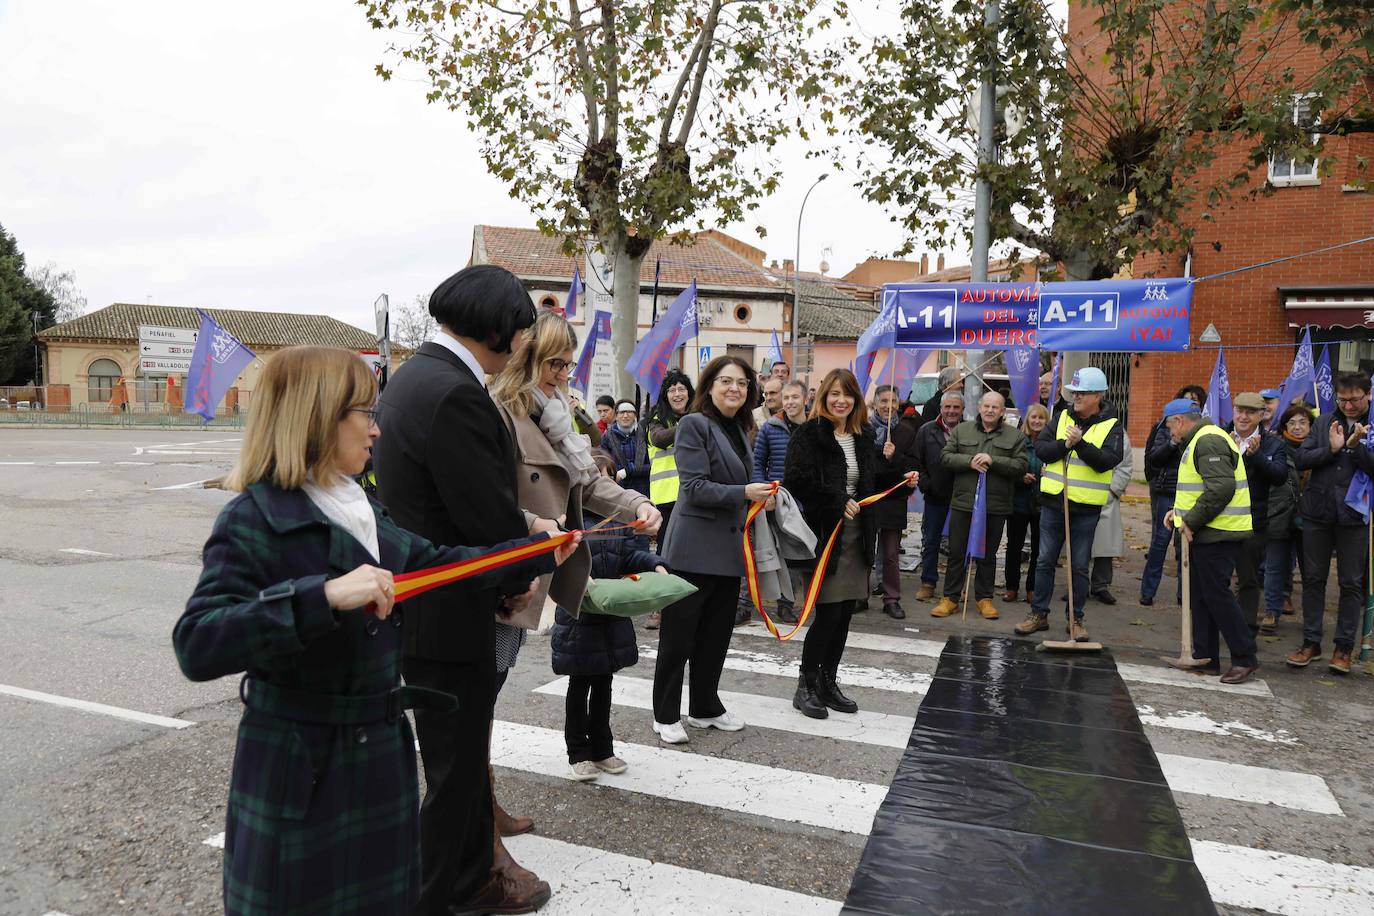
left=1, top=427, right=1372, bottom=915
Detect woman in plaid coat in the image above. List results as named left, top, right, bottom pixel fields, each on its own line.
left=173, top=346, right=576, bottom=915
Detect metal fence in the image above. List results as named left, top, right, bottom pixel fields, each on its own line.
left=1089, top=351, right=1133, bottom=431
left=0, top=388, right=246, bottom=429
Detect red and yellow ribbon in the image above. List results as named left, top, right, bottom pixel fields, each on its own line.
left=744, top=473, right=917, bottom=641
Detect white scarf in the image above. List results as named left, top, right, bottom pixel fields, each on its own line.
left=531, top=388, right=598, bottom=486
left=303, top=474, right=380, bottom=562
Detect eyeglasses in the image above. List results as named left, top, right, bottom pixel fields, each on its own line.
left=1337, top=395, right=1367, bottom=404
left=349, top=407, right=379, bottom=425
left=714, top=377, right=749, bottom=390
left=544, top=358, right=573, bottom=373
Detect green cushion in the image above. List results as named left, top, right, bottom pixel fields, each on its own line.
left=580, top=572, right=698, bottom=618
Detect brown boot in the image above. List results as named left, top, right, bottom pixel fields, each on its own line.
left=977, top=598, right=999, bottom=620
left=1329, top=647, right=1352, bottom=675
left=449, top=869, right=551, bottom=916
left=1286, top=642, right=1321, bottom=668
left=1014, top=612, right=1048, bottom=635
left=492, top=825, right=538, bottom=882
left=490, top=764, right=533, bottom=837
left=915, top=582, right=936, bottom=601
left=930, top=597, right=958, bottom=618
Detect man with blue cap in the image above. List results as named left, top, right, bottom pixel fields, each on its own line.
left=1014, top=366, right=1124, bottom=642
left=1260, top=388, right=1282, bottom=426
left=1162, top=397, right=1260, bottom=683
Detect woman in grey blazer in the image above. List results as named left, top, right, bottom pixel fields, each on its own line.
left=651, top=356, right=776, bottom=744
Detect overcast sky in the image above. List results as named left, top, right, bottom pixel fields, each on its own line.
left=0, top=1, right=942, bottom=334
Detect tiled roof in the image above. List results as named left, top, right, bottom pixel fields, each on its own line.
left=38, top=303, right=379, bottom=350
left=795, top=273, right=878, bottom=340
left=473, top=225, right=785, bottom=292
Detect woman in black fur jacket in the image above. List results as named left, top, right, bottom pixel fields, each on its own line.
left=783, top=368, right=894, bottom=718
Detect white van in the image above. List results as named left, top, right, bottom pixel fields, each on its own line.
left=907, top=372, right=1022, bottom=425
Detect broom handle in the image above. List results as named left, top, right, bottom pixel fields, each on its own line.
left=1063, top=485, right=1074, bottom=624
left=1180, top=526, right=1193, bottom=660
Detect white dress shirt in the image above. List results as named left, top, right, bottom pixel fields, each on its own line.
left=431, top=328, right=488, bottom=389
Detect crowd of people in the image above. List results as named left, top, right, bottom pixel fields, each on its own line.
left=173, top=262, right=1371, bottom=915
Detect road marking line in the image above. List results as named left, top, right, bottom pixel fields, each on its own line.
left=739, top=624, right=1273, bottom=697
left=505, top=834, right=843, bottom=915
left=491, top=720, right=886, bottom=835
left=59, top=548, right=116, bottom=558
left=0, top=684, right=193, bottom=729
left=1136, top=704, right=1298, bottom=745
left=535, top=675, right=1338, bottom=815
left=115, top=461, right=154, bottom=465
left=0, top=461, right=35, bottom=465
left=151, top=479, right=211, bottom=491
left=54, top=461, right=99, bottom=465
left=1192, top=839, right=1374, bottom=916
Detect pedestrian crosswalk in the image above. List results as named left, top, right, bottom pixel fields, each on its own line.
left=192, top=622, right=1369, bottom=915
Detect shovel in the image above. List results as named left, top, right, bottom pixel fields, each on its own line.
left=1163, top=521, right=1214, bottom=669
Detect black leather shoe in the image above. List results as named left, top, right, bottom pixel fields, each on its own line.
left=817, top=669, right=859, bottom=713
left=1139, top=595, right=1153, bottom=606
left=882, top=600, right=906, bottom=620
left=1091, top=589, right=1117, bottom=605
left=1220, top=664, right=1260, bottom=685
left=792, top=671, right=828, bottom=719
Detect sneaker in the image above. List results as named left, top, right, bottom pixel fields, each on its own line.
left=593, top=756, right=628, bottom=774
left=930, top=597, right=958, bottom=618
left=1330, top=647, right=1352, bottom=675
left=644, top=611, right=661, bottom=630
left=569, top=761, right=600, bottom=782
left=977, top=598, right=999, bottom=620
left=1014, top=612, right=1048, bottom=635
left=685, top=709, right=744, bottom=731
left=1259, top=612, right=1278, bottom=635
left=651, top=719, right=689, bottom=744
left=915, top=583, right=936, bottom=601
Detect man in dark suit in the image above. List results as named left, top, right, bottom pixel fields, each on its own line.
left=374, top=265, right=556, bottom=915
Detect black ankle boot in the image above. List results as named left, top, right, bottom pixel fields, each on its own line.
left=817, top=669, right=858, bottom=713
left=792, top=670, right=828, bottom=719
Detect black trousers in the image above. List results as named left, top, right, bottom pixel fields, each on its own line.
left=402, top=657, right=495, bottom=913
left=1300, top=521, right=1368, bottom=650
left=1189, top=540, right=1258, bottom=667
left=652, top=571, right=739, bottom=723
left=1004, top=510, right=1039, bottom=595
left=942, top=509, right=1007, bottom=601
left=801, top=600, right=855, bottom=676
left=564, top=674, right=613, bottom=764
left=654, top=502, right=674, bottom=551
left=1235, top=530, right=1269, bottom=628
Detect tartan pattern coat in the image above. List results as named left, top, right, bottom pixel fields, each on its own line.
left=173, top=482, right=554, bottom=915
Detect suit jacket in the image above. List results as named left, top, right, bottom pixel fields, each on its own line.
left=660, top=412, right=752, bottom=577
left=496, top=401, right=648, bottom=627
left=373, top=341, right=529, bottom=664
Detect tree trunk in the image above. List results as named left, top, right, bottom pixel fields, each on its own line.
left=1057, top=248, right=1104, bottom=382
left=607, top=240, right=646, bottom=402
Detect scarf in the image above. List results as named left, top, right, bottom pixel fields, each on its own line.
left=303, top=474, right=379, bottom=562
left=532, top=388, right=598, bottom=486
left=1282, top=429, right=1306, bottom=445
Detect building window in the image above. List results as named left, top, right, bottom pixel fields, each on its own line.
left=1268, top=96, right=1320, bottom=187
left=539, top=295, right=558, bottom=310
left=87, top=359, right=121, bottom=403
left=733, top=303, right=752, bottom=324
left=135, top=374, right=167, bottom=404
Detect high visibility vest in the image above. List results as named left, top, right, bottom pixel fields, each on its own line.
left=1040, top=410, right=1118, bottom=506
left=648, top=435, right=679, bottom=505
left=1174, top=424, right=1252, bottom=534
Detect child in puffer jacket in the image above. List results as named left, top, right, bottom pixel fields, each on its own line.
left=551, top=451, right=666, bottom=781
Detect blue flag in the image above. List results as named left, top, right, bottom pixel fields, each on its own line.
left=1048, top=353, right=1062, bottom=406
left=185, top=310, right=255, bottom=422
left=570, top=308, right=610, bottom=394
left=857, top=288, right=898, bottom=360
left=626, top=281, right=698, bottom=395
left=967, top=472, right=988, bottom=560
left=768, top=330, right=784, bottom=367
left=1005, top=346, right=1039, bottom=417
left=1202, top=348, right=1233, bottom=427
left=1271, top=328, right=1316, bottom=429
left=1345, top=423, right=1374, bottom=521
left=565, top=267, right=583, bottom=319
left=1315, top=345, right=1335, bottom=415
left=854, top=351, right=879, bottom=395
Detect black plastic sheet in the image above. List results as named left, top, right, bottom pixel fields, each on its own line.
left=842, top=636, right=1216, bottom=916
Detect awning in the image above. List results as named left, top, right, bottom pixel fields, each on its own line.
left=1281, top=285, right=1374, bottom=329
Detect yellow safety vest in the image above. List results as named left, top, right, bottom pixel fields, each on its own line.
left=1040, top=410, right=1119, bottom=506
left=648, top=435, right=679, bottom=505
left=1174, top=424, right=1252, bottom=533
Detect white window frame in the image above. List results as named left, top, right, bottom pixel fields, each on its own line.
left=1268, top=95, right=1320, bottom=188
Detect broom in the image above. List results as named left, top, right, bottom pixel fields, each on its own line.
left=1163, top=523, right=1214, bottom=669
left=1040, top=482, right=1103, bottom=653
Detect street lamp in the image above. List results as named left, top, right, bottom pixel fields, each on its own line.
left=792, top=173, right=829, bottom=378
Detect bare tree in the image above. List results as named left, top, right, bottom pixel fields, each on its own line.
left=27, top=262, right=87, bottom=324
left=391, top=293, right=437, bottom=351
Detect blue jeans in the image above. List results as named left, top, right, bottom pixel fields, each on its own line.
left=1140, top=493, right=1176, bottom=601
left=1031, top=502, right=1100, bottom=620
left=1263, top=537, right=1294, bottom=616
left=920, top=500, right=950, bottom=585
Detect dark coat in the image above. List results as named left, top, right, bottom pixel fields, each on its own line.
left=1011, top=439, right=1044, bottom=517
left=753, top=414, right=797, bottom=484
left=173, top=483, right=552, bottom=915
left=373, top=342, right=530, bottom=665
left=604, top=422, right=651, bottom=497
left=1175, top=420, right=1249, bottom=544
left=872, top=414, right=920, bottom=530
left=1266, top=436, right=1302, bottom=538
left=912, top=420, right=956, bottom=504
left=1034, top=401, right=1125, bottom=514
left=783, top=418, right=878, bottom=577
left=1145, top=418, right=1181, bottom=497
left=1233, top=427, right=1291, bottom=525
left=660, top=412, right=752, bottom=577
left=551, top=514, right=662, bottom=676
left=1295, top=407, right=1374, bottom=527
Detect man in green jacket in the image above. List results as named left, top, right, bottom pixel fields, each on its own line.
left=931, top=391, right=1028, bottom=620
left=1162, top=398, right=1260, bottom=685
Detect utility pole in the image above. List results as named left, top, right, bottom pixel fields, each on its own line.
left=965, top=0, right=999, bottom=417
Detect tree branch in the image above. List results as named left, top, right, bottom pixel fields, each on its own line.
left=674, top=0, right=724, bottom=147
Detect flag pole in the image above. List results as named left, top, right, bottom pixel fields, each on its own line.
left=887, top=346, right=898, bottom=437
left=641, top=258, right=661, bottom=413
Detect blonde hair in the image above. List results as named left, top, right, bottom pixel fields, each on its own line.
left=1021, top=402, right=1051, bottom=436
left=811, top=368, right=869, bottom=435
left=489, top=310, right=578, bottom=417
left=225, top=346, right=377, bottom=491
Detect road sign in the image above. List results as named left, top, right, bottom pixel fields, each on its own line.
left=140, top=356, right=192, bottom=374
left=139, top=340, right=198, bottom=359
left=138, top=324, right=198, bottom=346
